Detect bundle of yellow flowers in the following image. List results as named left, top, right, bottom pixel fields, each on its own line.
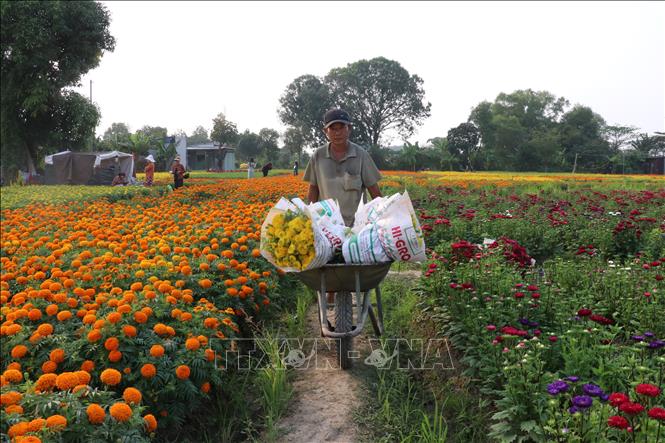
left=264, top=211, right=315, bottom=270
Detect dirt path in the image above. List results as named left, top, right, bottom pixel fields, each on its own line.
left=274, top=303, right=373, bottom=443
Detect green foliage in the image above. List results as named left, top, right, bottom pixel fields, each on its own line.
left=210, top=113, right=238, bottom=147
left=324, top=57, right=431, bottom=148
left=278, top=74, right=333, bottom=149
left=1, top=0, right=115, bottom=176
left=447, top=123, right=481, bottom=171
left=187, top=125, right=211, bottom=145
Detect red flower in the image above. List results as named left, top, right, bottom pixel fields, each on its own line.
left=648, top=407, right=665, bottom=421
left=589, top=314, right=615, bottom=325
left=609, top=393, right=630, bottom=407
left=514, top=292, right=525, bottom=299
left=607, top=415, right=630, bottom=429
left=619, top=402, right=644, bottom=415
left=577, top=308, right=592, bottom=317
left=635, top=383, right=661, bottom=397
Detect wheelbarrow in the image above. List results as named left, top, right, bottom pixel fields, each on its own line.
left=295, top=262, right=392, bottom=369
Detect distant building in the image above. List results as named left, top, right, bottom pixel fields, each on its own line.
left=186, top=142, right=236, bottom=171
left=644, top=156, right=664, bottom=175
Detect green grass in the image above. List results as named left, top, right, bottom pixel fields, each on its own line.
left=0, top=183, right=163, bottom=209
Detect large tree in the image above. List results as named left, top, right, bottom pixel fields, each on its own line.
left=278, top=75, right=332, bottom=149
left=187, top=125, right=210, bottom=145
left=559, top=106, right=611, bottom=172
left=282, top=127, right=307, bottom=162
left=278, top=57, right=431, bottom=150
left=236, top=130, right=262, bottom=160
left=258, top=128, right=280, bottom=163
left=447, top=123, right=480, bottom=171
left=1, top=0, right=115, bottom=177
left=468, top=89, right=570, bottom=171
left=602, top=124, right=638, bottom=152
left=210, top=113, right=238, bottom=147
left=324, top=57, right=431, bottom=147
left=102, top=122, right=131, bottom=148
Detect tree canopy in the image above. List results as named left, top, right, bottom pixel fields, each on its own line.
left=278, top=57, right=431, bottom=153
left=1, top=0, right=115, bottom=178
left=210, top=113, right=238, bottom=147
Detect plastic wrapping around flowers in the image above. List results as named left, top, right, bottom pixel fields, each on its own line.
left=260, top=191, right=426, bottom=272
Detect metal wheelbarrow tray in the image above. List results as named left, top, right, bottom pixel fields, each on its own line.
left=293, top=262, right=391, bottom=369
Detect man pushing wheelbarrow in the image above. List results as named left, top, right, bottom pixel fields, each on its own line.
left=260, top=108, right=426, bottom=369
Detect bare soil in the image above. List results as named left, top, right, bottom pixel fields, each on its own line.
left=273, top=304, right=374, bottom=443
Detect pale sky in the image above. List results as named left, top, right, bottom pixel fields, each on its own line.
left=76, top=1, right=665, bottom=146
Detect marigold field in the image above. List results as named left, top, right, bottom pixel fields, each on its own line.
left=1, top=171, right=664, bottom=442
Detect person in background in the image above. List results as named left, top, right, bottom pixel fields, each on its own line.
left=261, top=162, right=273, bottom=177
left=293, top=160, right=299, bottom=176
left=248, top=158, right=257, bottom=178
left=144, top=154, right=155, bottom=186
left=111, top=172, right=128, bottom=186
left=171, top=155, right=186, bottom=189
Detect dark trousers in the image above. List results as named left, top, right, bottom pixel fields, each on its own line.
left=174, top=178, right=183, bottom=189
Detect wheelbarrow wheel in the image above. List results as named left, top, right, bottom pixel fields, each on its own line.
left=335, top=291, right=353, bottom=369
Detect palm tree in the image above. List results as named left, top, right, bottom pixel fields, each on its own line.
left=401, top=141, right=419, bottom=171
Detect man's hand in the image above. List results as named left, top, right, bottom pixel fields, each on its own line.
left=367, top=184, right=382, bottom=200
left=307, top=184, right=319, bottom=204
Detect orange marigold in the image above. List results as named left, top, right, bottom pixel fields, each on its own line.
left=140, top=363, right=156, bottom=378
left=110, top=402, right=132, bottom=422
left=76, top=371, right=91, bottom=385
left=41, top=360, right=57, bottom=374
left=104, top=337, right=119, bottom=351
left=27, top=418, right=46, bottom=432
left=15, top=436, right=43, bottom=443
left=55, top=372, right=79, bottom=391
left=100, top=368, right=122, bottom=386
left=80, top=360, right=95, bottom=372
left=1, top=391, right=22, bottom=406
left=185, top=338, right=200, bottom=351
left=122, top=325, right=137, bottom=337
left=36, top=323, right=53, bottom=336
left=5, top=404, right=23, bottom=414
left=149, top=344, right=165, bottom=357
left=11, top=345, right=28, bottom=359
left=35, top=373, right=57, bottom=392
left=108, top=350, right=122, bottom=362
left=87, top=329, right=102, bottom=342
left=49, top=348, right=65, bottom=363
left=133, top=311, right=148, bottom=323
left=7, top=421, right=29, bottom=437
left=3, top=369, right=22, bottom=383
left=87, top=403, right=106, bottom=424
left=45, top=414, right=67, bottom=429
left=143, top=414, right=158, bottom=432
left=123, top=387, right=142, bottom=405
left=175, top=365, right=190, bottom=380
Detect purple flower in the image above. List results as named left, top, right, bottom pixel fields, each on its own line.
left=649, top=340, right=665, bottom=349
left=600, top=393, right=610, bottom=402
left=582, top=383, right=604, bottom=397
left=547, top=380, right=570, bottom=395
left=568, top=406, right=579, bottom=414
left=566, top=376, right=580, bottom=382
left=644, top=331, right=655, bottom=338
left=571, top=395, right=593, bottom=409
left=518, top=318, right=530, bottom=325
left=631, top=335, right=645, bottom=342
